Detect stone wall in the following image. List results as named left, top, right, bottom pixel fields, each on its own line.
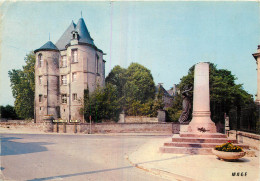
left=0, top=121, right=179, bottom=134
left=124, top=116, right=158, bottom=123
left=228, top=130, right=260, bottom=150
left=0, top=121, right=46, bottom=131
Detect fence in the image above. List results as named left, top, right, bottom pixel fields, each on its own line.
left=229, top=105, right=260, bottom=134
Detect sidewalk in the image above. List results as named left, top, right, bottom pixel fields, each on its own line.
left=127, top=137, right=260, bottom=181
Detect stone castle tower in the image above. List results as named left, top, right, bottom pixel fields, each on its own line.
left=34, top=18, right=105, bottom=123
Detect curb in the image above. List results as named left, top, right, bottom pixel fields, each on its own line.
left=125, top=155, right=198, bottom=181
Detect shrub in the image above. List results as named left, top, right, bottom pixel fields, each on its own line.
left=215, top=142, right=243, bottom=152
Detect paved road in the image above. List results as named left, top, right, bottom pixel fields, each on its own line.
left=0, top=134, right=170, bottom=181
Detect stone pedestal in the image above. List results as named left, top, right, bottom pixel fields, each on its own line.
left=43, top=116, right=53, bottom=132
left=118, top=112, right=125, bottom=123
left=187, top=62, right=216, bottom=133
left=157, top=110, right=166, bottom=122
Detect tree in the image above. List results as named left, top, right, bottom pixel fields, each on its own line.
left=168, top=63, right=254, bottom=123
left=8, top=51, right=35, bottom=119
left=123, top=63, right=155, bottom=104
left=105, top=63, right=157, bottom=116
left=0, top=105, right=18, bottom=119
left=83, top=84, right=121, bottom=122
left=105, top=65, right=126, bottom=99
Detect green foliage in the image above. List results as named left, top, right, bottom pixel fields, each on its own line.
left=8, top=51, right=35, bottom=119
left=123, top=63, right=155, bottom=104
left=105, top=65, right=126, bottom=98
left=0, top=105, right=18, bottom=119
left=84, top=63, right=158, bottom=121
left=215, top=142, right=243, bottom=152
left=83, top=84, right=121, bottom=122
left=167, top=63, right=254, bottom=123
left=106, top=63, right=157, bottom=117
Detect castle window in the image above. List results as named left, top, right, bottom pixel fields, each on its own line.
left=61, top=94, right=67, bottom=104
left=72, top=93, right=77, bottom=101
left=39, top=76, right=43, bottom=85
left=72, top=72, right=77, bottom=82
left=38, top=54, right=43, bottom=67
left=61, top=56, right=67, bottom=67
left=39, top=94, right=43, bottom=103
left=72, top=49, right=78, bottom=63
left=61, top=75, right=67, bottom=85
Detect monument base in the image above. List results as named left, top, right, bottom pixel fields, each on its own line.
left=187, top=116, right=217, bottom=133
left=159, top=133, right=251, bottom=155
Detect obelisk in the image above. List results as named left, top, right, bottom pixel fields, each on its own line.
left=187, top=62, right=217, bottom=133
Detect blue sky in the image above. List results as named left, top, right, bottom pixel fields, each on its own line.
left=0, top=1, right=259, bottom=106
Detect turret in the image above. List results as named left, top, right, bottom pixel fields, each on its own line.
left=34, top=41, right=60, bottom=122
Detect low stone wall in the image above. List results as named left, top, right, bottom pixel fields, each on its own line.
left=228, top=130, right=260, bottom=150
left=124, top=116, right=158, bottom=123
left=0, top=121, right=46, bottom=132
left=0, top=121, right=180, bottom=134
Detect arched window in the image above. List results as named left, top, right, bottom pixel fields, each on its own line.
left=38, top=54, right=43, bottom=67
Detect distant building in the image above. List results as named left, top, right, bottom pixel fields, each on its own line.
left=34, top=17, right=105, bottom=123
left=155, top=84, right=174, bottom=109
left=167, top=84, right=178, bottom=97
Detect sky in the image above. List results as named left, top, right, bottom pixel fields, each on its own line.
left=0, top=1, right=259, bottom=106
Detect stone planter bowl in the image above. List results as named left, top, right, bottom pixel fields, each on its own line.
left=212, top=148, right=246, bottom=161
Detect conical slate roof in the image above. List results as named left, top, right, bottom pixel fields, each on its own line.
left=75, top=18, right=95, bottom=46
left=34, top=41, right=59, bottom=53
left=55, top=21, right=76, bottom=50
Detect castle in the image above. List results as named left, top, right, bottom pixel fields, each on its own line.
left=34, top=17, right=105, bottom=123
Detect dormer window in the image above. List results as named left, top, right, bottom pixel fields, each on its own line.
left=38, top=54, right=43, bottom=67
left=71, top=31, right=79, bottom=40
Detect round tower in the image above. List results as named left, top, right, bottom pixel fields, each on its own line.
left=34, top=41, right=60, bottom=122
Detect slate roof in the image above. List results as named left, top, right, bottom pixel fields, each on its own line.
left=34, top=41, right=59, bottom=53
left=75, top=18, right=95, bottom=46
left=155, top=84, right=172, bottom=97
left=55, top=21, right=76, bottom=50
left=36, top=18, right=98, bottom=52
left=55, top=18, right=95, bottom=50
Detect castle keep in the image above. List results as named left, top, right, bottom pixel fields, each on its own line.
left=34, top=18, right=105, bottom=123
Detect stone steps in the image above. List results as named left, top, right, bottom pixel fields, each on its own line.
left=160, top=146, right=213, bottom=155
left=160, top=133, right=253, bottom=155
left=179, top=132, right=227, bottom=138
left=172, top=137, right=237, bottom=143
left=164, top=142, right=249, bottom=149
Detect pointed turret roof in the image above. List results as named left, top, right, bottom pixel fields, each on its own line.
left=34, top=41, right=59, bottom=53
left=75, top=18, right=95, bottom=46
left=55, top=21, right=76, bottom=50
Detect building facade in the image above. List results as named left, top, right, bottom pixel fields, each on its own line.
left=34, top=18, right=105, bottom=123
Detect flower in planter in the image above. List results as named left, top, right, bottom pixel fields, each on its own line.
left=215, top=142, right=243, bottom=152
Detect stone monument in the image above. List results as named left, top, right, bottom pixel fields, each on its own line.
left=187, top=62, right=217, bottom=133
left=160, top=62, right=250, bottom=155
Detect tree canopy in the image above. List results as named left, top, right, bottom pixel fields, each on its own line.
left=8, top=51, right=35, bottom=119
left=0, top=105, right=18, bottom=119
left=83, top=62, right=158, bottom=122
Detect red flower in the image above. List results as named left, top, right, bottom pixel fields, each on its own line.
left=228, top=141, right=231, bottom=143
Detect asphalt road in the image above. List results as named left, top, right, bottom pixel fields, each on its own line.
left=0, top=133, right=170, bottom=181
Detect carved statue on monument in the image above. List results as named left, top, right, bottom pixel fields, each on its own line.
left=178, top=86, right=192, bottom=123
